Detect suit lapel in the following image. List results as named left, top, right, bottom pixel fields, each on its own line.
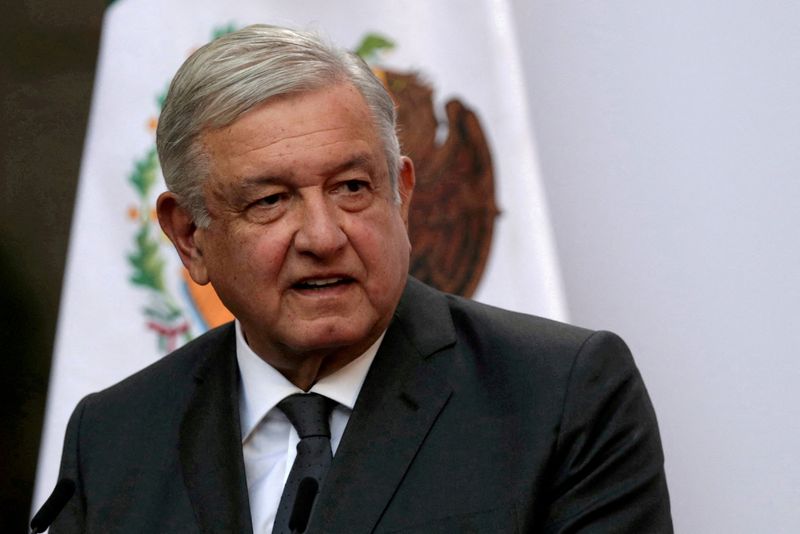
left=178, top=325, right=253, bottom=534
left=310, top=278, right=457, bottom=533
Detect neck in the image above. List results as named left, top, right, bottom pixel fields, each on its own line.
left=271, top=350, right=357, bottom=391
left=240, top=328, right=381, bottom=390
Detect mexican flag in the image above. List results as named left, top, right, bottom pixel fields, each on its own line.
left=34, top=0, right=566, bottom=510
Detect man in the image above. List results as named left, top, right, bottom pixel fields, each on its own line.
left=51, top=25, right=671, bottom=533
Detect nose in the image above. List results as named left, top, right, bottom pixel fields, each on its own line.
left=293, top=193, right=348, bottom=258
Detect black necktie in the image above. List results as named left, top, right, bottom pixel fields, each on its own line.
left=272, top=393, right=336, bottom=534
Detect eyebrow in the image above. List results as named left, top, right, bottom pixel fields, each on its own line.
left=236, top=152, right=376, bottom=189
left=326, top=153, right=375, bottom=177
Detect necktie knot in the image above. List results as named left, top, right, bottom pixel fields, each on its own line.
left=277, top=393, right=335, bottom=439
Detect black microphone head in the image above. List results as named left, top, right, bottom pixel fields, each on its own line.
left=288, top=477, right=319, bottom=534
left=30, top=478, right=76, bottom=533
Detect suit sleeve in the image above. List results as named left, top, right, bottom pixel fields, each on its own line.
left=49, top=395, right=92, bottom=533
left=542, top=331, right=673, bottom=533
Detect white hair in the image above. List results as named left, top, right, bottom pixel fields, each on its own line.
left=156, top=24, right=401, bottom=227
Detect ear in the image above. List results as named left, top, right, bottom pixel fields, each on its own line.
left=397, top=156, right=416, bottom=225
left=156, top=192, right=210, bottom=285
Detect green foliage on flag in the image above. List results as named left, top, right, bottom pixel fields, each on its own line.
left=129, top=224, right=165, bottom=291
left=212, top=23, right=238, bottom=40
left=355, top=33, right=395, bottom=62
left=129, top=148, right=158, bottom=198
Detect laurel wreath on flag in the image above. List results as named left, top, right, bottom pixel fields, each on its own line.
left=127, top=139, right=191, bottom=353
left=126, top=26, right=393, bottom=352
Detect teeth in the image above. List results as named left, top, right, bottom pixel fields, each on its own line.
left=302, top=278, right=342, bottom=287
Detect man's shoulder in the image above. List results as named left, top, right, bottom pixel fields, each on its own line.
left=446, top=291, right=592, bottom=346
left=401, top=278, right=635, bottom=380
left=449, top=292, right=631, bottom=374
left=407, top=277, right=597, bottom=355
left=84, top=322, right=235, bottom=411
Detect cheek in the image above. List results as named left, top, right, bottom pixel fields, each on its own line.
left=359, top=214, right=411, bottom=279
left=208, top=229, right=286, bottom=285
left=383, top=213, right=412, bottom=257
left=242, top=237, right=289, bottom=279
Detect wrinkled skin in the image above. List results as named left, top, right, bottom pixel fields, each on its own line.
left=157, top=83, right=415, bottom=389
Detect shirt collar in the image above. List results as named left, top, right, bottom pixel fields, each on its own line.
left=236, top=320, right=384, bottom=443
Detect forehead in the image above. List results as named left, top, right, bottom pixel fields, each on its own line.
left=200, top=83, right=384, bottom=182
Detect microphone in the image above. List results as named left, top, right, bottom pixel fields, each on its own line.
left=288, top=477, right=319, bottom=534
left=30, top=479, right=75, bottom=534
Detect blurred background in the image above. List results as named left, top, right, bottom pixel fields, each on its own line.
left=2, top=0, right=798, bottom=532
left=1, top=1, right=104, bottom=531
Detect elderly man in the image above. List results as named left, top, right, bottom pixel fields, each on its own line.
left=51, top=25, right=671, bottom=533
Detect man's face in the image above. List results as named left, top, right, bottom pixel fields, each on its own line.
left=167, top=83, right=414, bottom=370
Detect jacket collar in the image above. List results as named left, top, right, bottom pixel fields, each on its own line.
left=177, top=277, right=456, bottom=534
left=179, top=324, right=254, bottom=534
left=309, top=277, right=457, bottom=532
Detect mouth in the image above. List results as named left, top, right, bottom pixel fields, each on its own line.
left=292, top=277, right=355, bottom=291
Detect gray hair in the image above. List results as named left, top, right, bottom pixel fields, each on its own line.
left=156, top=24, right=401, bottom=227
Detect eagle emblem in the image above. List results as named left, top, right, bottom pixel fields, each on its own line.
left=381, top=69, right=498, bottom=297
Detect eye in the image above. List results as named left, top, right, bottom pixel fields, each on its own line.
left=332, top=179, right=373, bottom=210
left=243, top=190, right=290, bottom=224
left=342, top=180, right=367, bottom=193
left=257, top=192, right=285, bottom=206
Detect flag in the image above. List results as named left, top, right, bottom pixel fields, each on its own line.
left=34, top=0, right=566, bottom=510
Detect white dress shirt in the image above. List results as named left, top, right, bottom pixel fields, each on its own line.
left=236, top=321, right=383, bottom=534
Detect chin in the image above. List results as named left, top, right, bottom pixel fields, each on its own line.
left=288, top=319, right=378, bottom=354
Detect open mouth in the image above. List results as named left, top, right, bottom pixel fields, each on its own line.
left=292, top=277, right=354, bottom=290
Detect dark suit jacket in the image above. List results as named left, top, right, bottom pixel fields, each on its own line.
left=51, top=277, right=672, bottom=533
